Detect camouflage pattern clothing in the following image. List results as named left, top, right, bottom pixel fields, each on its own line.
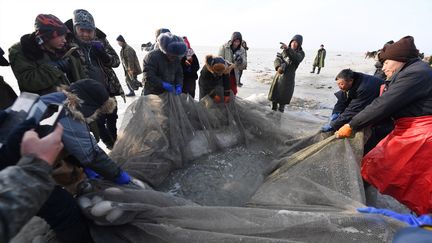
left=0, top=156, right=54, bottom=243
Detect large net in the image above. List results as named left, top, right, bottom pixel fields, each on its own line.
left=14, top=93, right=407, bottom=243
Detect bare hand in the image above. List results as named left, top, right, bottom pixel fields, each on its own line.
left=21, top=124, right=64, bottom=165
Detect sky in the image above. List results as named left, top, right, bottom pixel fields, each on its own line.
left=0, top=0, right=431, bottom=53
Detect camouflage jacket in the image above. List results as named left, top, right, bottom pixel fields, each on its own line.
left=0, top=156, right=54, bottom=243
left=65, top=19, right=125, bottom=98
left=120, top=44, right=142, bottom=76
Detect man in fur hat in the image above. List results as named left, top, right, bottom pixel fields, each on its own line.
left=117, top=34, right=142, bottom=97
left=198, top=55, right=234, bottom=103
left=65, top=9, right=125, bottom=150
left=336, top=36, right=432, bottom=218
left=9, top=14, right=85, bottom=95
left=142, top=32, right=186, bottom=96
left=0, top=47, right=17, bottom=109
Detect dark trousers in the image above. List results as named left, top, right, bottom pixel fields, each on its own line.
left=125, top=74, right=138, bottom=94
left=311, top=66, right=321, bottom=74
left=37, top=186, right=94, bottom=243
left=182, top=78, right=197, bottom=98
left=96, top=106, right=118, bottom=148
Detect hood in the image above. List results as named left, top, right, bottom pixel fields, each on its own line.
left=290, top=34, right=303, bottom=48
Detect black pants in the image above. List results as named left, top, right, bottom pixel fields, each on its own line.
left=37, top=186, right=94, bottom=243
left=182, top=78, right=197, bottom=98
left=96, top=106, right=118, bottom=148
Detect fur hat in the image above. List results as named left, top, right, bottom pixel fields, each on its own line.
left=116, top=35, right=125, bottom=43
left=290, top=34, right=303, bottom=47
left=378, top=36, right=418, bottom=62
left=0, top=47, right=9, bottom=66
left=158, top=33, right=187, bottom=57
left=73, top=9, right=95, bottom=30
left=64, top=79, right=116, bottom=122
left=34, top=14, right=69, bottom=45
left=205, top=55, right=235, bottom=75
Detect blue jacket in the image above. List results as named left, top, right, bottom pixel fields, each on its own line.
left=41, top=92, right=121, bottom=180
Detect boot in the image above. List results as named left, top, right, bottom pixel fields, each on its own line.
left=310, top=67, right=315, bottom=73
left=278, top=104, right=285, bottom=113
left=271, top=102, right=278, bottom=111
left=317, top=67, right=321, bottom=74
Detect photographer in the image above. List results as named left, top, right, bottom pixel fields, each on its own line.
left=0, top=123, right=63, bottom=243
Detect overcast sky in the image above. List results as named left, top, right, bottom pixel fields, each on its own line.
left=0, top=0, right=431, bottom=53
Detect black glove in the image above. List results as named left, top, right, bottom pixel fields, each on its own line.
left=0, top=118, right=37, bottom=169
left=48, top=57, right=71, bottom=73
left=91, top=41, right=111, bottom=63
left=234, top=54, right=243, bottom=65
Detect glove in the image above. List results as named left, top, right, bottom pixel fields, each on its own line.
left=335, top=124, right=352, bottom=138
left=277, top=67, right=284, bottom=74
left=321, top=124, right=334, bottom=132
left=234, top=54, right=243, bottom=65
left=48, top=58, right=70, bottom=73
left=84, top=168, right=102, bottom=180
left=276, top=52, right=283, bottom=59
left=357, top=207, right=432, bottom=227
left=213, top=95, right=222, bottom=103
left=175, top=84, right=182, bottom=95
left=224, top=96, right=230, bottom=103
left=330, top=113, right=340, bottom=121
left=0, top=118, right=37, bottom=167
left=114, top=170, right=131, bottom=185
left=91, top=41, right=111, bottom=63
left=162, top=82, right=174, bottom=93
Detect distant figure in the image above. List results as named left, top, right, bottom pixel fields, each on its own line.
left=219, top=31, right=247, bottom=92
left=0, top=47, right=17, bottom=109
left=181, top=36, right=200, bottom=98
left=117, top=34, right=142, bottom=97
left=142, top=33, right=186, bottom=96
left=268, top=35, right=305, bottom=112
left=198, top=55, right=234, bottom=103
left=373, top=40, right=394, bottom=80
left=310, top=44, right=326, bottom=74
left=143, top=28, right=171, bottom=52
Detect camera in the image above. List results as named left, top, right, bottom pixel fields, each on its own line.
left=0, top=92, right=63, bottom=148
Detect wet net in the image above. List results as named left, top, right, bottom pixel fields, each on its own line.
left=14, top=93, right=408, bottom=243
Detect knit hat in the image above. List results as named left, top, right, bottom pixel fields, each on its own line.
left=0, top=47, right=9, bottom=66
left=68, top=79, right=115, bottom=119
left=155, top=28, right=171, bottom=38
left=378, top=36, right=418, bottom=62
left=290, top=34, right=303, bottom=47
left=116, top=35, right=125, bottom=43
left=205, top=55, right=234, bottom=75
left=34, top=14, right=69, bottom=44
left=158, top=33, right=187, bottom=57
left=73, top=9, right=95, bottom=30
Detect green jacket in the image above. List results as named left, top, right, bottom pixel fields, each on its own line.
left=120, top=43, right=142, bottom=77
left=313, top=48, right=326, bottom=68
left=9, top=33, right=85, bottom=95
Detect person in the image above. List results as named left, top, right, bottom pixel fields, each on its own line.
left=8, top=14, right=85, bottom=95
left=0, top=47, right=17, bottom=109
left=321, top=69, right=384, bottom=132
left=268, top=35, right=305, bottom=112
left=142, top=32, right=186, bottom=96
left=0, top=124, right=64, bottom=243
left=143, top=28, right=171, bottom=52
left=335, top=36, right=432, bottom=215
left=65, top=9, right=125, bottom=150
left=218, top=31, right=247, bottom=92
left=373, top=40, right=394, bottom=80
left=310, top=44, right=326, bottom=74
left=117, top=34, right=142, bottom=97
left=181, top=36, right=200, bottom=98
left=198, top=55, right=234, bottom=103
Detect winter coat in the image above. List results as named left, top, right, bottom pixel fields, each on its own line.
left=40, top=92, right=121, bottom=180
left=8, top=33, right=85, bottom=95
left=218, top=41, right=247, bottom=83
left=64, top=20, right=125, bottom=97
left=330, top=72, right=384, bottom=130
left=198, top=66, right=231, bottom=99
left=120, top=43, right=142, bottom=77
left=142, top=49, right=183, bottom=95
left=313, top=48, right=326, bottom=68
left=350, top=58, right=432, bottom=130
left=0, top=76, right=17, bottom=110
left=181, top=54, right=200, bottom=97
left=268, top=36, right=305, bottom=105
left=373, top=61, right=387, bottom=80
left=0, top=156, right=54, bottom=243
